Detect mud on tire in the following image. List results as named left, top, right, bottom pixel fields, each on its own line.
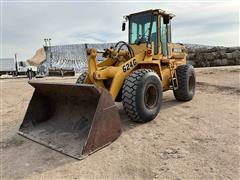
left=122, top=69, right=163, bottom=123
left=174, top=64, right=196, bottom=101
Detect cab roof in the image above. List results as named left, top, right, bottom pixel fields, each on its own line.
left=127, top=9, right=175, bottom=19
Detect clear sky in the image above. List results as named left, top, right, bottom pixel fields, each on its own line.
left=1, top=0, right=239, bottom=61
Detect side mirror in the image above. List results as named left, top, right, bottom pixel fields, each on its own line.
left=163, top=15, right=170, bottom=24
left=122, top=22, right=126, bottom=31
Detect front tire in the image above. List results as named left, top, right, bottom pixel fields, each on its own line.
left=174, top=64, right=196, bottom=101
left=122, top=69, right=163, bottom=123
left=76, top=72, right=87, bottom=84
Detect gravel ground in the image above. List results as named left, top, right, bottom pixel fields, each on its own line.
left=1, top=66, right=239, bottom=180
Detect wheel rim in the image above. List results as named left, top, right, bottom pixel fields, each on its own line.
left=188, top=74, right=195, bottom=94
left=144, top=84, right=159, bottom=109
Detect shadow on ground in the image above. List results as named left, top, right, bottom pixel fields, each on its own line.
left=119, top=97, right=186, bottom=132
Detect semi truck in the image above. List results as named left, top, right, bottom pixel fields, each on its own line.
left=0, top=55, right=37, bottom=78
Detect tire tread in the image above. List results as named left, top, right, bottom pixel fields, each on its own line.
left=174, top=64, right=195, bottom=101
left=122, top=69, right=154, bottom=122
left=76, top=72, right=87, bottom=84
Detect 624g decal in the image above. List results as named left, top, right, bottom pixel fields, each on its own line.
left=122, top=59, right=137, bottom=72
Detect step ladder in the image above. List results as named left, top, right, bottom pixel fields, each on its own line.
left=169, top=66, right=178, bottom=90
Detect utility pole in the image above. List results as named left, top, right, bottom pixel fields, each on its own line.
left=14, top=53, right=18, bottom=76
left=44, top=38, right=52, bottom=68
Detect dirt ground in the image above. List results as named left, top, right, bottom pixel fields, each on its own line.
left=1, top=66, right=239, bottom=180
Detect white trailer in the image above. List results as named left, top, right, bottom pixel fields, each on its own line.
left=0, top=58, right=16, bottom=75
left=0, top=55, right=37, bottom=78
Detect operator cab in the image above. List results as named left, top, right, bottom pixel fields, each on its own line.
left=122, top=9, right=175, bottom=56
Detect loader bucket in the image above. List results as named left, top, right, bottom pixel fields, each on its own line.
left=18, top=81, right=121, bottom=159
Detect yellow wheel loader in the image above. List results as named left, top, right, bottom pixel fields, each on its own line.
left=19, top=9, right=196, bottom=159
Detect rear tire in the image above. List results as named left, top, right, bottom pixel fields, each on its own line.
left=122, top=69, right=163, bottom=123
left=174, top=64, right=196, bottom=101
left=76, top=72, right=87, bottom=84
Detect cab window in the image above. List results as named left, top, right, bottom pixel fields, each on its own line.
left=129, top=12, right=151, bottom=44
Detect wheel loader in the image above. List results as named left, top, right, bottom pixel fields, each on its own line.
left=19, top=9, right=196, bottom=159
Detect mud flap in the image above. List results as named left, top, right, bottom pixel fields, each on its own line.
left=18, top=81, right=121, bottom=159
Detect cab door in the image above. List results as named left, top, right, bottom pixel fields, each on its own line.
left=160, top=16, right=168, bottom=56
left=151, top=15, right=158, bottom=54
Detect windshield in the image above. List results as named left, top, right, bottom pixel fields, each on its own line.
left=129, top=12, right=152, bottom=44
